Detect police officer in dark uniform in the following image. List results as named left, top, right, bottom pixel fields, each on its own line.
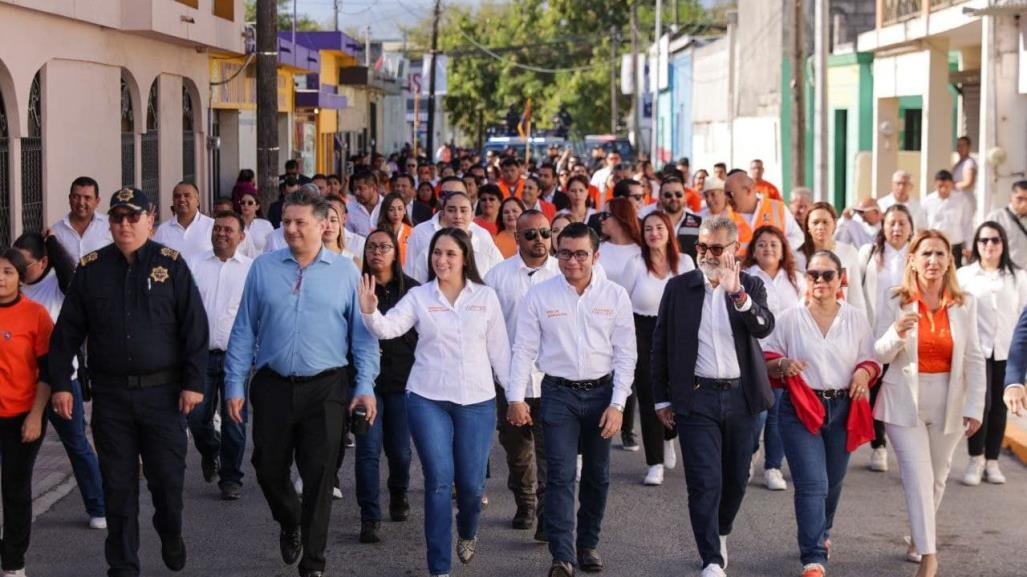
left=49, top=187, right=208, bottom=577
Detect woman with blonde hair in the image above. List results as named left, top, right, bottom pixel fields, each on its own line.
left=874, top=230, right=986, bottom=577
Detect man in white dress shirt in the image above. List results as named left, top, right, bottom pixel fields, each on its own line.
left=508, top=223, right=637, bottom=577
left=922, top=170, right=974, bottom=267
left=876, top=170, right=926, bottom=230
left=987, top=181, right=1027, bottom=269
left=346, top=171, right=382, bottom=236
left=153, top=182, right=214, bottom=262
left=186, top=211, right=253, bottom=501
left=485, top=209, right=561, bottom=541
left=50, top=176, right=112, bottom=262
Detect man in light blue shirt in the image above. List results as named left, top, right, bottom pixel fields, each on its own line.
left=224, top=188, right=378, bottom=577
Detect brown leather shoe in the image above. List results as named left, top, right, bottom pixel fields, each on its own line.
left=577, top=548, right=604, bottom=573
left=548, top=560, right=574, bottom=577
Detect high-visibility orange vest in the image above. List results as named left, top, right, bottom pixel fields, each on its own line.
left=754, top=180, right=782, bottom=201
left=737, top=197, right=787, bottom=253
left=498, top=178, right=525, bottom=199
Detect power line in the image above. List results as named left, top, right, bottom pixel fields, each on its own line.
left=452, top=26, right=605, bottom=74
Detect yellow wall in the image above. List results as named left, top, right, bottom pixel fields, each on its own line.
left=312, top=50, right=359, bottom=173
left=210, top=56, right=294, bottom=113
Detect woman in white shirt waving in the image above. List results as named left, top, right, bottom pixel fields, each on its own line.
left=358, top=227, right=510, bottom=577
left=622, top=211, right=694, bottom=486
left=957, top=221, right=1027, bottom=485
left=741, top=225, right=806, bottom=491
left=764, top=250, right=880, bottom=577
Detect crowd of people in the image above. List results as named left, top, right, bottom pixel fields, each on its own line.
left=0, top=137, right=1025, bottom=577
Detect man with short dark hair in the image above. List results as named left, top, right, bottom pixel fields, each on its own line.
left=953, top=136, right=978, bottom=202
left=748, top=159, right=782, bottom=201
left=269, top=177, right=300, bottom=229
left=986, top=181, right=1027, bottom=269
left=713, top=163, right=728, bottom=181
left=346, top=171, right=382, bottom=236
left=225, top=188, right=379, bottom=577
left=280, top=159, right=311, bottom=185
left=590, top=151, right=622, bottom=197
left=153, top=181, right=215, bottom=263
left=499, top=157, right=525, bottom=199
left=922, top=169, right=973, bottom=266
left=51, top=176, right=113, bottom=262
left=658, top=177, right=704, bottom=262
left=508, top=222, right=636, bottom=577
left=186, top=211, right=252, bottom=500
left=311, top=174, right=329, bottom=196
left=538, top=163, right=569, bottom=211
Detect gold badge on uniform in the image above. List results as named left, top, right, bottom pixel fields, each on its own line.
left=150, top=266, right=170, bottom=284
left=116, top=188, right=134, bottom=202
left=160, top=247, right=179, bottom=261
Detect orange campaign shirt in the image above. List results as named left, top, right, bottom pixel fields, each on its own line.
left=0, top=297, right=53, bottom=418
left=754, top=180, right=782, bottom=201
left=684, top=187, right=702, bottom=213
left=915, top=292, right=955, bottom=374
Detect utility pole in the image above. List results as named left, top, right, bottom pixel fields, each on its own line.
left=334, top=0, right=340, bottom=31
left=256, top=0, right=280, bottom=209
left=672, top=0, right=679, bottom=33
left=425, top=0, right=441, bottom=161
left=791, top=0, right=806, bottom=189
left=610, top=26, right=619, bottom=134
left=813, top=0, right=829, bottom=202
left=650, top=0, right=662, bottom=166
left=629, top=3, right=640, bottom=147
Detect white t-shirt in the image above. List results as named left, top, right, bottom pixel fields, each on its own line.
left=596, top=241, right=642, bottom=289
left=622, top=253, right=694, bottom=316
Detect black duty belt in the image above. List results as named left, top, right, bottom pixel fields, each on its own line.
left=813, top=388, right=848, bottom=400
left=694, top=376, right=741, bottom=391
left=260, top=366, right=342, bottom=384
left=544, top=373, right=613, bottom=391
left=209, top=349, right=226, bottom=356
left=92, top=369, right=181, bottom=390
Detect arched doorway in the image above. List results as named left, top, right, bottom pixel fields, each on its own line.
left=21, top=70, right=42, bottom=234
left=0, top=89, right=10, bottom=245
left=141, top=78, right=160, bottom=218
left=121, top=74, right=135, bottom=188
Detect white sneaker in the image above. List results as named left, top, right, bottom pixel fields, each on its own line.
left=962, top=455, right=985, bottom=486
left=869, top=447, right=888, bottom=472
left=332, top=486, right=343, bottom=499
left=3, top=569, right=26, bottom=577
left=663, top=439, right=678, bottom=470
left=88, top=516, right=107, bottom=530
left=293, top=477, right=303, bottom=496
left=763, top=468, right=787, bottom=491
left=643, top=464, right=665, bottom=486
left=575, top=454, right=583, bottom=483
left=701, top=562, right=726, bottom=577
left=720, top=534, right=729, bottom=569
left=985, top=459, right=1007, bottom=484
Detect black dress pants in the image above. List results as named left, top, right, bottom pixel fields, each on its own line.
left=91, top=383, right=187, bottom=577
left=250, top=368, right=347, bottom=575
left=0, top=412, right=44, bottom=572
left=634, top=314, right=677, bottom=466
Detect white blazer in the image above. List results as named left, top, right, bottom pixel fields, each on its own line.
left=873, top=293, right=986, bottom=435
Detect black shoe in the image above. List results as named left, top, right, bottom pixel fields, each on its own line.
left=301, top=572, right=324, bottom=577
left=512, top=504, right=535, bottom=530
left=280, top=527, right=302, bottom=565
left=577, top=548, right=604, bottom=573
left=219, top=482, right=242, bottom=501
left=389, top=491, right=410, bottom=522
left=345, top=434, right=355, bottom=448
left=620, top=434, right=640, bottom=452
left=548, top=560, right=574, bottom=577
left=359, top=520, right=381, bottom=544
left=534, top=515, right=548, bottom=542
left=161, top=534, right=187, bottom=572
left=201, top=454, right=219, bottom=483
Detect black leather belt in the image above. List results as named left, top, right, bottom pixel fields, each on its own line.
left=545, top=374, right=613, bottom=391
left=813, top=389, right=848, bottom=399
left=209, top=349, right=226, bottom=356
left=260, top=366, right=342, bottom=384
left=92, top=369, right=181, bottom=390
left=694, top=376, right=741, bottom=391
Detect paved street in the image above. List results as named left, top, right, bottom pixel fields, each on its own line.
left=27, top=429, right=1027, bottom=577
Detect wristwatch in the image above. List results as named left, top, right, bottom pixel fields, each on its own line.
left=609, top=403, right=624, bottom=413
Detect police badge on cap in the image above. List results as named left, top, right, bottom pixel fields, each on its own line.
left=109, top=187, right=150, bottom=213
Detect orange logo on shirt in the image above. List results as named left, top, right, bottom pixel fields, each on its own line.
left=591, top=308, right=615, bottom=317
left=428, top=306, right=449, bottom=313
left=465, top=305, right=486, bottom=312
left=545, top=310, right=567, bottom=318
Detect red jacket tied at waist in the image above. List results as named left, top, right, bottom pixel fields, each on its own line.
left=763, top=351, right=880, bottom=452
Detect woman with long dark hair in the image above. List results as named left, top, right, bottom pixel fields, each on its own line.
left=358, top=228, right=510, bottom=577
left=495, top=197, right=526, bottom=259
left=596, top=197, right=643, bottom=289
left=412, top=181, right=439, bottom=226
left=236, top=191, right=274, bottom=258
left=957, top=221, right=1027, bottom=485
left=352, top=228, right=419, bottom=544
left=13, top=233, right=106, bottom=529
left=798, top=201, right=867, bottom=311
left=474, top=185, right=503, bottom=236
left=557, top=175, right=597, bottom=224
left=375, top=192, right=414, bottom=266
left=622, top=212, right=694, bottom=485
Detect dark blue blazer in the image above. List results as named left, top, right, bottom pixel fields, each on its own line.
left=1005, top=306, right=1027, bottom=387
left=651, top=269, right=775, bottom=416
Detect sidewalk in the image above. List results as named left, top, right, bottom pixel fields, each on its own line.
left=31, top=425, right=79, bottom=520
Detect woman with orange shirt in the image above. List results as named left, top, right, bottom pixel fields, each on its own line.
left=0, top=248, right=54, bottom=576
left=473, top=185, right=503, bottom=236
left=495, top=197, right=525, bottom=259
left=376, top=192, right=414, bottom=266
left=874, top=230, right=986, bottom=577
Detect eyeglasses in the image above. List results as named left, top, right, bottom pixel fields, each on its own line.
left=520, top=228, right=552, bottom=241
left=597, top=212, right=611, bottom=222
left=663, top=191, right=685, bottom=199
left=366, top=243, right=395, bottom=254
left=240, top=200, right=257, bottom=206
left=694, top=242, right=736, bottom=256
left=557, top=249, right=592, bottom=262
left=109, top=211, right=144, bottom=224
left=806, top=269, right=838, bottom=283
left=977, top=236, right=1002, bottom=246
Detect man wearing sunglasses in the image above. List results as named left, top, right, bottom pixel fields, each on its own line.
left=652, top=176, right=703, bottom=262
left=651, top=215, right=775, bottom=577
left=485, top=209, right=561, bottom=541
left=49, top=187, right=209, bottom=577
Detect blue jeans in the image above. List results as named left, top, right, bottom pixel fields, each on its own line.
left=355, top=391, right=412, bottom=521
left=187, top=351, right=247, bottom=486
left=46, top=379, right=105, bottom=517
left=755, top=388, right=786, bottom=469
left=778, top=391, right=852, bottom=567
left=541, top=379, right=613, bottom=566
left=406, top=392, right=495, bottom=575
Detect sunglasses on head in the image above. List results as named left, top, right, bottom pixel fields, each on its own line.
left=806, top=269, right=838, bottom=283
left=694, top=242, right=735, bottom=256
left=520, top=228, right=552, bottom=241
